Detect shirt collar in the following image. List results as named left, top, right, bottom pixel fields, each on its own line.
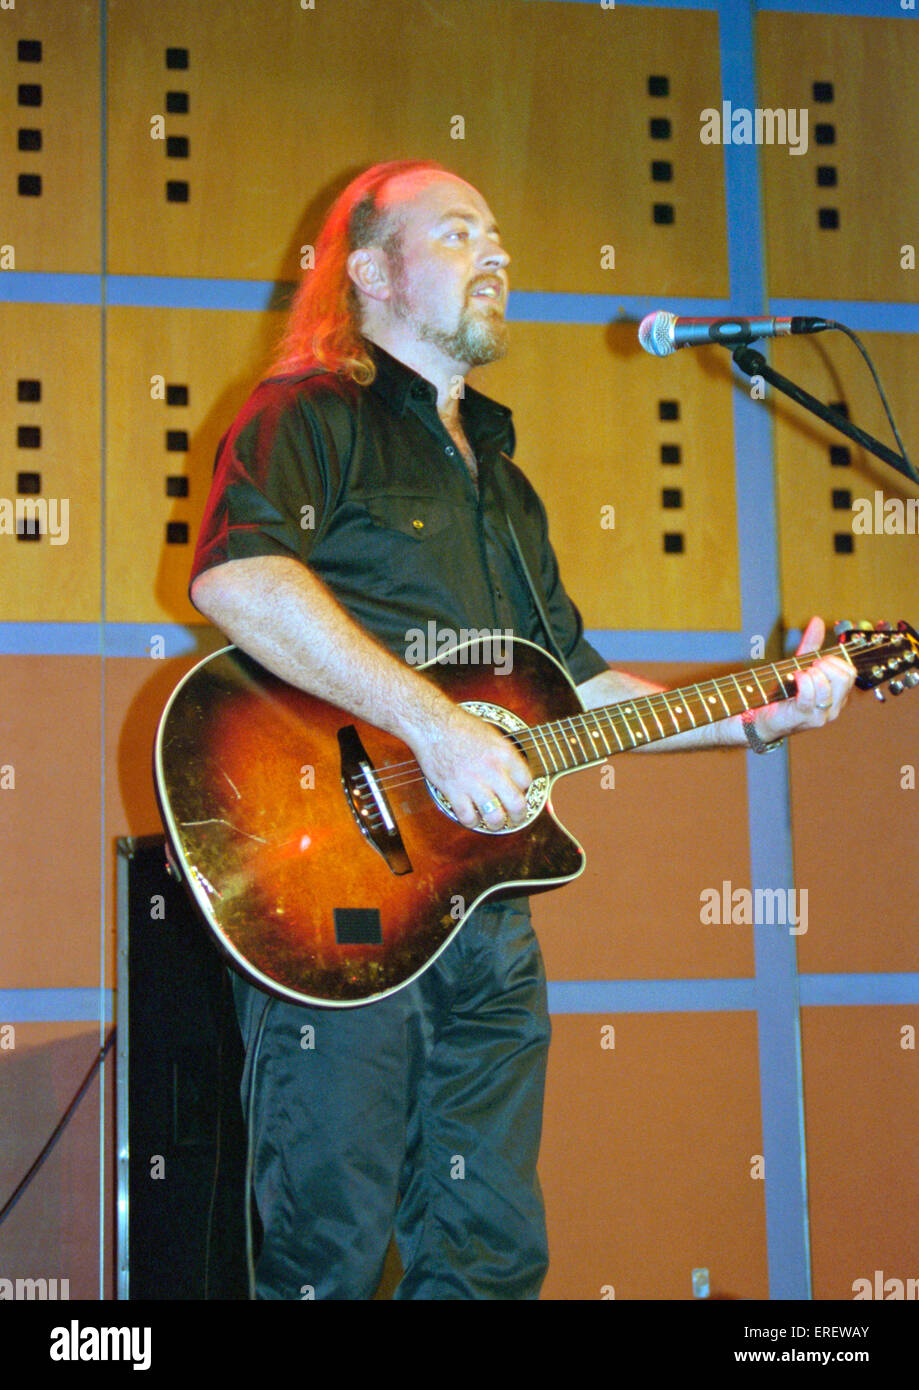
left=365, top=340, right=514, bottom=453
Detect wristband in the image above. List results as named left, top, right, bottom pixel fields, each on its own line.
left=741, top=708, right=785, bottom=754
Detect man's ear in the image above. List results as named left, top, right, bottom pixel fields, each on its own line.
left=346, top=247, right=391, bottom=304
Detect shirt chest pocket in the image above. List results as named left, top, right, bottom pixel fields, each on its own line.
left=362, top=493, right=455, bottom=541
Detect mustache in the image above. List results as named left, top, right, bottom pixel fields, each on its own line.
left=467, top=275, right=506, bottom=296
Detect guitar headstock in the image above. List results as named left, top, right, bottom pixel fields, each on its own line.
left=833, top=620, right=919, bottom=697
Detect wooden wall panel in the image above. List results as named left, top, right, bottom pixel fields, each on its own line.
left=102, top=649, right=226, bottom=990
left=0, top=305, right=101, bottom=622
left=105, top=0, right=727, bottom=295
left=791, top=674, right=919, bottom=978
left=541, top=1012, right=767, bottom=1300
left=758, top=14, right=919, bottom=302
left=105, top=306, right=282, bottom=623
left=0, top=657, right=101, bottom=987
left=4, top=0, right=913, bottom=1308
left=802, top=1007, right=919, bottom=1300
left=0, top=0, right=101, bottom=273
left=770, top=333, right=919, bottom=633
left=0, top=1023, right=107, bottom=1301
left=472, top=322, right=741, bottom=630
left=534, top=662, right=754, bottom=983
left=105, top=313, right=741, bottom=631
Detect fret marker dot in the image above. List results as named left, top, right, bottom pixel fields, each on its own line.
left=674, top=706, right=683, bottom=714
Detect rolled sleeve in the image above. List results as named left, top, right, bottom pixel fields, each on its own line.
left=190, top=374, right=348, bottom=591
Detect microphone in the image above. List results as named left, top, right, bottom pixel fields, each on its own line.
left=638, top=311, right=832, bottom=357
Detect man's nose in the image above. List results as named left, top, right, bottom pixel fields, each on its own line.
left=478, top=239, right=510, bottom=270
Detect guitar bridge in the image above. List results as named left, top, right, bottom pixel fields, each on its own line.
left=338, top=725, right=412, bottom=875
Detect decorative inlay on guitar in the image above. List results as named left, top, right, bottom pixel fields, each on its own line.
left=154, top=622, right=918, bottom=1007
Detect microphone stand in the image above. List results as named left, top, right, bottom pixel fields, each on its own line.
left=731, top=344, right=916, bottom=486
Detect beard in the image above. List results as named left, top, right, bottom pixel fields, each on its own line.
left=388, top=258, right=509, bottom=366
left=424, top=304, right=510, bottom=366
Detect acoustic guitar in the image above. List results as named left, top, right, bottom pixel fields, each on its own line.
left=154, top=622, right=917, bottom=1007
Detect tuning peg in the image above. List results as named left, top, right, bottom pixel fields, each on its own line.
left=874, top=689, right=886, bottom=702
left=905, top=671, right=919, bottom=688
left=857, top=620, right=875, bottom=631
left=875, top=620, right=893, bottom=632
left=889, top=680, right=905, bottom=696
left=834, top=620, right=854, bottom=635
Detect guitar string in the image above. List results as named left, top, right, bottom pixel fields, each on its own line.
left=365, top=657, right=836, bottom=792
left=361, top=643, right=873, bottom=797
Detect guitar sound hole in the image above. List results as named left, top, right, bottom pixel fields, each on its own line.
left=424, top=701, right=550, bottom=833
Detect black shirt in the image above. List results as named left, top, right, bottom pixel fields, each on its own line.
left=191, top=343, right=607, bottom=686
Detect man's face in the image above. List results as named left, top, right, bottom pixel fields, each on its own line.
left=379, top=173, right=511, bottom=368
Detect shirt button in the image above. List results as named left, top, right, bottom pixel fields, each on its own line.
left=445, top=446, right=455, bottom=456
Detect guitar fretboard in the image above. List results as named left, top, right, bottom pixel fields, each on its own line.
left=523, top=643, right=852, bottom=777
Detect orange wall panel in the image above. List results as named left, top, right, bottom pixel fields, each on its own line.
left=541, top=1011, right=767, bottom=1300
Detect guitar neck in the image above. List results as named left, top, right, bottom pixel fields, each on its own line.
left=525, top=643, right=853, bottom=776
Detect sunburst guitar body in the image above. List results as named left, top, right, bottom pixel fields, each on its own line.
left=154, top=624, right=918, bottom=1007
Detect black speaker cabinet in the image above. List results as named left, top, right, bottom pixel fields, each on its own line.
left=116, top=834, right=249, bottom=1299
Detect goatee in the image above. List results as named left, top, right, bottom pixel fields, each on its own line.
left=425, top=308, right=509, bottom=366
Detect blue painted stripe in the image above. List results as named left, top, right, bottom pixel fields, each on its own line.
left=0, top=277, right=744, bottom=320
left=0, top=622, right=855, bottom=663
left=0, top=989, right=114, bottom=1023
left=0, top=621, right=747, bottom=660
left=106, top=274, right=291, bottom=312
left=0, top=623, right=103, bottom=655
left=549, top=979, right=756, bottom=1012
left=102, top=623, right=225, bottom=659
left=799, top=973, right=919, bottom=1005
left=585, top=629, right=747, bottom=661
left=756, top=0, right=917, bottom=16
left=3, top=976, right=913, bottom=1024
left=0, top=622, right=222, bottom=657
left=509, top=292, right=733, bottom=324
left=547, top=973, right=919, bottom=1013
left=2, top=273, right=915, bottom=326
left=769, top=301, right=919, bottom=332
left=522, top=0, right=720, bottom=8
left=719, top=0, right=812, bottom=1301
left=526, top=0, right=917, bottom=10
left=523, top=1, right=917, bottom=19
left=0, top=273, right=102, bottom=304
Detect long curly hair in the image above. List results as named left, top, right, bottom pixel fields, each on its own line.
left=268, top=160, right=450, bottom=384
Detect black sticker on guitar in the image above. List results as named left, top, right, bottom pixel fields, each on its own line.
left=333, top=908, right=383, bottom=945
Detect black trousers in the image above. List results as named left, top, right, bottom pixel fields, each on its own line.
left=232, top=897, right=551, bottom=1299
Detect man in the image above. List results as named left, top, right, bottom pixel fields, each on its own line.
left=189, top=159, right=854, bottom=1299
